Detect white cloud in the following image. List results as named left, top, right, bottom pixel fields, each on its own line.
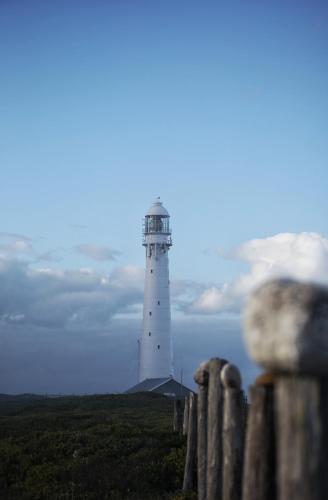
left=189, top=284, right=233, bottom=314
left=0, top=233, right=63, bottom=263
left=110, top=265, right=144, bottom=290
left=0, top=257, right=144, bottom=329
left=189, top=232, right=328, bottom=314
left=75, top=244, right=121, bottom=261
left=0, top=233, right=34, bottom=258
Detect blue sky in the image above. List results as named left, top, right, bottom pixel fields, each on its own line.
left=1, top=1, right=327, bottom=392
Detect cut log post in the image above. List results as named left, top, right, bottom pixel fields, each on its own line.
left=206, top=357, right=227, bottom=500
left=183, top=394, right=190, bottom=436
left=275, top=375, right=328, bottom=500
left=182, top=392, right=198, bottom=492
left=242, top=373, right=276, bottom=500
left=221, top=363, right=244, bottom=500
left=173, top=399, right=183, bottom=433
left=244, top=279, right=328, bottom=375
left=244, top=279, right=328, bottom=500
left=194, top=361, right=210, bottom=500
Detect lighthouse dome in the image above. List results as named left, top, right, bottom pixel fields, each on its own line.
left=146, top=198, right=169, bottom=217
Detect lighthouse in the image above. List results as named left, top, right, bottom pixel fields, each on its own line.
left=139, top=198, right=173, bottom=381
left=127, top=198, right=191, bottom=397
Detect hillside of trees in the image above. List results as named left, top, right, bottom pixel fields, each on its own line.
left=0, top=392, right=194, bottom=499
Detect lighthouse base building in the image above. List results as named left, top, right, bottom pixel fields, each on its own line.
left=127, top=199, right=192, bottom=398
left=126, top=377, right=192, bottom=398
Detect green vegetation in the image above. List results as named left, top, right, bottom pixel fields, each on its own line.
left=0, top=392, right=189, bottom=499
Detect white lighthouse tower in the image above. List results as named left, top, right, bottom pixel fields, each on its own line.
left=139, top=198, right=173, bottom=381
left=126, top=198, right=191, bottom=397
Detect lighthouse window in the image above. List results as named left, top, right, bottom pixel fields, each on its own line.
left=149, top=332, right=151, bottom=336
left=157, top=344, right=160, bottom=350
left=149, top=311, right=152, bottom=316
left=158, top=300, right=160, bottom=305
left=150, top=269, right=153, bottom=273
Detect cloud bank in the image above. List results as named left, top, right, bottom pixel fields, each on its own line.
left=0, top=259, right=144, bottom=329
left=189, top=232, right=328, bottom=314
left=1, top=232, right=327, bottom=329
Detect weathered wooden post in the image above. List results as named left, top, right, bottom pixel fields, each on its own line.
left=221, top=363, right=244, bottom=500
left=242, top=372, right=276, bottom=500
left=244, top=279, right=328, bottom=500
left=182, top=392, right=198, bottom=492
left=183, top=394, right=190, bottom=436
left=173, top=398, right=183, bottom=433
left=194, top=361, right=209, bottom=500
left=206, top=357, right=227, bottom=500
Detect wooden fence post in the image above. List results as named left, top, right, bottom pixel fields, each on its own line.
left=173, top=399, right=183, bottom=433
left=206, top=357, right=227, bottom=500
left=221, top=363, right=244, bottom=500
left=183, top=394, right=190, bottom=436
left=242, top=373, right=275, bottom=500
left=194, top=361, right=209, bottom=500
left=244, top=279, right=328, bottom=500
left=182, top=392, right=198, bottom=492
left=275, top=375, right=328, bottom=500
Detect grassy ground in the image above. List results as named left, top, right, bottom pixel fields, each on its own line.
left=0, top=392, right=192, bottom=499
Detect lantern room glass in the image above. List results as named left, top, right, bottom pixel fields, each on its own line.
left=144, top=215, right=170, bottom=234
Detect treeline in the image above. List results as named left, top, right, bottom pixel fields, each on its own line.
left=0, top=393, right=188, bottom=499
